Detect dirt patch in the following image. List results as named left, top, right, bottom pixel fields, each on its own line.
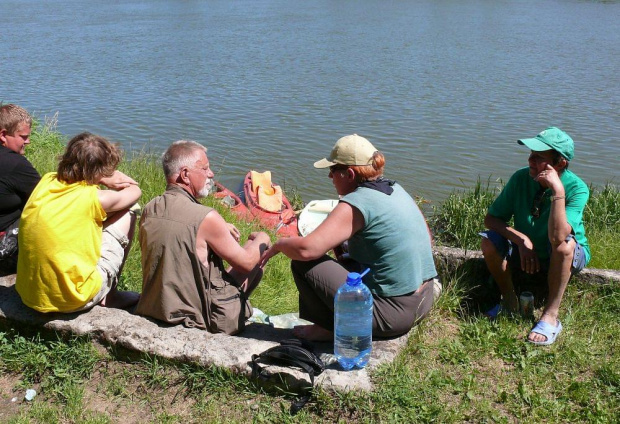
left=1, top=352, right=298, bottom=423
left=1, top=360, right=201, bottom=423
left=422, top=312, right=462, bottom=345
left=77, top=359, right=285, bottom=423
left=79, top=360, right=193, bottom=423
left=0, top=374, right=27, bottom=421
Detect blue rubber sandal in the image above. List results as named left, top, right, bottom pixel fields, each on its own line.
left=528, top=320, right=563, bottom=346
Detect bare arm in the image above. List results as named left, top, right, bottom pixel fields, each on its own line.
left=197, top=211, right=271, bottom=274
left=484, top=213, right=532, bottom=248
left=261, top=202, right=364, bottom=264
left=484, top=212, right=539, bottom=273
left=536, top=164, right=572, bottom=245
left=99, top=170, right=138, bottom=189
left=97, top=171, right=141, bottom=213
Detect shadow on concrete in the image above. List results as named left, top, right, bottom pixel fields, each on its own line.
left=236, top=322, right=295, bottom=343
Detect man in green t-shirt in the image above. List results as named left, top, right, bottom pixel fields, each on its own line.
left=480, top=127, right=590, bottom=346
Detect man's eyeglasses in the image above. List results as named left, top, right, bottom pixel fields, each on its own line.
left=531, top=188, right=548, bottom=218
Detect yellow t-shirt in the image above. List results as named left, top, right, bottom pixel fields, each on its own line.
left=16, top=172, right=106, bottom=312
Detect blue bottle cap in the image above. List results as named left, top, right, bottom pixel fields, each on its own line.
left=346, top=268, right=370, bottom=285
left=346, top=272, right=361, bottom=285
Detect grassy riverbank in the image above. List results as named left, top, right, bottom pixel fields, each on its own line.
left=1, top=123, right=618, bottom=422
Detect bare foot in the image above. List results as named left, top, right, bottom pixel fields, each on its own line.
left=101, top=288, right=140, bottom=310
left=528, top=313, right=557, bottom=343
left=292, top=324, right=333, bottom=341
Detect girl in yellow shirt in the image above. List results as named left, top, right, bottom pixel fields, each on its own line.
left=16, top=132, right=141, bottom=313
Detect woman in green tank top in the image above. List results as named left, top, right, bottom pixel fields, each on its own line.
left=260, top=134, right=439, bottom=341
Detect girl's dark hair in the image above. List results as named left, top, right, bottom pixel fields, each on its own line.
left=57, top=132, right=121, bottom=184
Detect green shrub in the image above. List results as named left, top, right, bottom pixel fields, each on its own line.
left=430, top=178, right=499, bottom=250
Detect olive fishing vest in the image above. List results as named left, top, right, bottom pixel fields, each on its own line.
left=135, top=184, right=251, bottom=334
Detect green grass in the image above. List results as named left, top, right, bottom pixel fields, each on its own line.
left=583, top=184, right=620, bottom=269
left=2, top=279, right=618, bottom=422
left=430, top=177, right=499, bottom=250
left=1, top=122, right=618, bottom=422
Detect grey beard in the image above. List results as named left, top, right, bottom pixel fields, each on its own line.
left=197, top=181, right=211, bottom=199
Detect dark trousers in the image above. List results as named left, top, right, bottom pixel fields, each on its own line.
left=291, top=256, right=434, bottom=338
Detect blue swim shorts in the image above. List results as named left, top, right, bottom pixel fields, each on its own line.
left=479, top=230, right=586, bottom=275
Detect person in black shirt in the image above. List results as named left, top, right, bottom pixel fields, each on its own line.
left=0, top=104, right=40, bottom=273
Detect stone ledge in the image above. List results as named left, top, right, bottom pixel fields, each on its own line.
left=432, top=246, right=620, bottom=285
left=0, top=274, right=406, bottom=393
left=1, top=247, right=617, bottom=394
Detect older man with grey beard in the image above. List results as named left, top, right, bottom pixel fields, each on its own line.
left=136, top=140, right=271, bottom=335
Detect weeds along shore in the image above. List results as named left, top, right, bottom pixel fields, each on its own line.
left=1, top=121, right=616, bottom=423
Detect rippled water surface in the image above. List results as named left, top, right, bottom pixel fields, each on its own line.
left=2, top=0, right=619, bottom=203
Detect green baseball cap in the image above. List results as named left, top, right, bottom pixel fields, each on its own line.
left=517, top=127, right=574, bottom=161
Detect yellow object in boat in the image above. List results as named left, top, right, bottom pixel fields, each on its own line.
left=250, top=170, right=283, bottom=212
left=257, top=184, right=283, bottom=212
left=250, top=170, right=272, bottom=196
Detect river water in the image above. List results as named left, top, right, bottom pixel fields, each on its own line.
left=2, top=0, right=619, bottom=204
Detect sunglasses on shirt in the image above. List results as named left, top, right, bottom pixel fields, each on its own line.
left=531, top=188, right=549, bottom=219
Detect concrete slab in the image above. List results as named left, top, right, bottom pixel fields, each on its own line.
left=0, top=273, right=406, bottom=393
left=432, top=246, right=620, bottom=286
left=1, top=247, right=617, bottom=394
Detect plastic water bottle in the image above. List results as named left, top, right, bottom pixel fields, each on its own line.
left=334, top=269, right=373, bottom=370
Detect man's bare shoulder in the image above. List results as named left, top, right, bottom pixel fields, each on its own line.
left=198, top=209, right=229, bottom=234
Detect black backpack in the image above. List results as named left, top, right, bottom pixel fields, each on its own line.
left=0, top=219, right=19, bottom=260
left=251, top=339, right=325, bottom=414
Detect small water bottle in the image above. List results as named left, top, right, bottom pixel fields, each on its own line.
left=334, top=269, right=373, bottom=370
left=519, top=291, right=535, bottom=317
